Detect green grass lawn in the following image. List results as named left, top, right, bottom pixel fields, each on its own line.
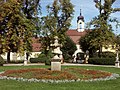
left=0, top=65, right=120, bottom=90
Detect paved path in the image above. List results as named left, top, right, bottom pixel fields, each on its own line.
left=3, top=63, right=45, bottom=66
left=62, top=63, right=116, bottom=67
left=3, top=63, right=120, bottom=68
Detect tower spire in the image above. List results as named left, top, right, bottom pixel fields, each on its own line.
left=80, top=9, right=82, bottom=16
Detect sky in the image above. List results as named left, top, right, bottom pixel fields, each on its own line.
left=40, top=0, right=120, bottom=34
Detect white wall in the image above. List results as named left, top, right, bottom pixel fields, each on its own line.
left=1, top=52, right=41, bottom=61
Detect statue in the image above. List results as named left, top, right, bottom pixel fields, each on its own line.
left=115, top=48, right=119, bottom=68
left=50, top=36, right=63, bottom=71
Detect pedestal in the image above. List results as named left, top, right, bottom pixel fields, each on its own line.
left=51, top=60, right=61, bottom=71
left=115, top=61, right=119, bottom=68
left=84, top=57, right=89, bottom=64
left=24, top=60, right=27, bottom=66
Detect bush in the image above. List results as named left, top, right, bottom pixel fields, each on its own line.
left=30, top=53, right=51, bottom=65
left=30, top=58, right=45, bottom=63
left=61, top=36, right=77, bottom=61
left=9, top=60, right=24, bottom=64
left=0, top=55, right=4, bottom=66
left=92, top=52, right=116, bottom=58
left=101, top=52, right=116, bottom=58
left=45, top=57, right=51, bottom=65
left=88, top=57, right=115, bottom=65
left=63, top=54, right=71, bottom=62
left=39, top=52, right=52, bottom=65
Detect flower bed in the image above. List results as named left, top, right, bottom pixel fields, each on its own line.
left=0, top=68, right=119, bottom=83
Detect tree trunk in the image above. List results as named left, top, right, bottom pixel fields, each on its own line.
left=7, top=51, right=10, bottom=63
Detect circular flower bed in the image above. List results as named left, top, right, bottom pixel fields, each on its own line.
left=0, top=68, right=119, bottom=83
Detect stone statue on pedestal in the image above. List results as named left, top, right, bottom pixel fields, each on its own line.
left=115, top=48, right=119, bottom=68
left=50, top=36, right=63, bottom=71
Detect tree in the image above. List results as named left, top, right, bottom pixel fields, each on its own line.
left=79, top=29, right=115, bottom=56
left=115, top=34, right=120, bottom=47
left=40, top=0, right=74, bottom=55
left=0, top=0, right=35, bottom=62
left=79, top=31, right=98, bottom=57
left=21, top=0, right=41, bottom=58
left=22, top=0, right=41, bottom=19
left=61, top=36, right=77, bottom=61
left=88, top=0, right=120, bottom=56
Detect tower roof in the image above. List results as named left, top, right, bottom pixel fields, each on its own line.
left=77, top=9, right=84, bottom=22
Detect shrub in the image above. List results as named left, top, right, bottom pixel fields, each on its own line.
left=100, top=52, right=116, bottom=58
left=45, top=57, right=51, bottom=65
left=30, top=53, right=51, bottom=65
left=0, top=55, right=4, bottom=66
left=61, top=36, right=77, bottom=61
left=92, top=52, right=116, bottom=58
left=9, top=60, right=24, bottom=64
left=30, top=58, right=45, bottom=63
left=63, top=54, right=71, bottom=62
left=88, top=58, right=115, bottom=65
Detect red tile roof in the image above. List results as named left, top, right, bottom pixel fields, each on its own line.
left=31, top=37, right=42, bottom=52
left=32, top=43, right=41, bottom=52
left=66, top=29, right=87, bottom=36
left=66, top=29, right=87, bottom=44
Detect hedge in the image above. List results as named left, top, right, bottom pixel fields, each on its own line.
left=88, top=58, right=116, bottom=65
left=9, top=60, right=24, bottom=64
left=30, top=57, right=51, bottom=65
left=92, top=52, right=116, bottom=58
left=30, top=58, right=45, bottom=63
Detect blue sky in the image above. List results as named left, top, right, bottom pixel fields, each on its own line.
left=40, top=0, right=120, bottom=34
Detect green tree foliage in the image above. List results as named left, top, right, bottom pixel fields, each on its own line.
left=21, top=0, right=41, bottom=58
left=93, top=0, right=120, bottom=25
left=79, top=30, right=114, bottom=57
left=115, top=35, right=120, bottom=48
left=61, top=36, right=77, bottom=61
left=40, top=0, right=74, bottom=55
left=87, top=0, right=120, bottom=56
left=79, top=31, right=97, bottom=57
left=22, top=0, right=41, bottom=19
left=0, top=0, right=35, bottom=62
left=21, top=0, right=41, bottom=36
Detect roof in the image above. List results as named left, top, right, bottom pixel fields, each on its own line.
left=66, top=29, right=87, bottom=36
left=66, top=29, right=87, bottom=44
left=31, top=29, right=88, bottom=51
left=32, top=43, right=41, bottom=52
left=31, top=37, right=42, bottom=52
